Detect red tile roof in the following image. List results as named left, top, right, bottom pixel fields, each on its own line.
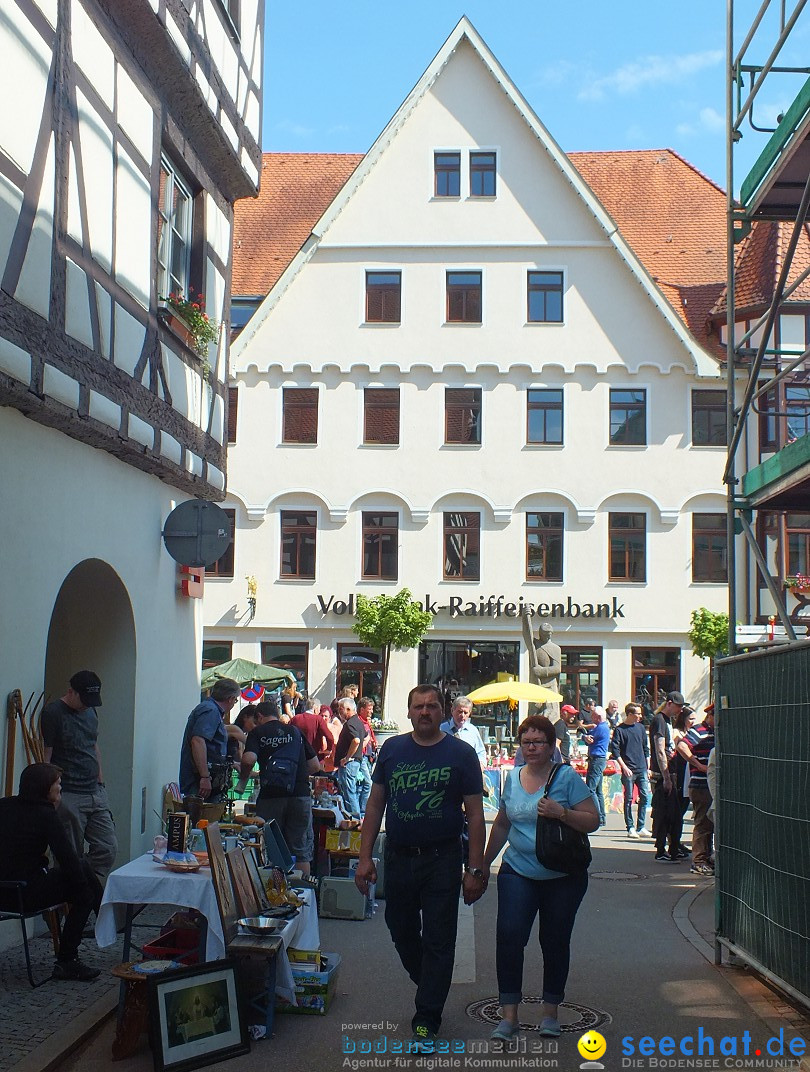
left=232, top=153, right=363, bottom=295
left=711, top=221, right=810, bottom=316
left=233, top=148, right=729, bottom=358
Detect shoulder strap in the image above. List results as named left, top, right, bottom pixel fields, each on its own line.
left=542, top=763, right=562, bottom=798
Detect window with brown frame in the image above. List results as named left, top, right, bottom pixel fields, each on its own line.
left=559, top=648, right=602, bottom=709
left=261, top=642, right=308, bottom=694
left=364, top=388, right=400, bottom=444
left=366, top=272, right=401, bottom=323
left=362, top=512, right=399, bottom=580
left=434, top=152, right=460, bottom=196
left=608, top=512, right=645, bottom=581
left=632, top=648, right=680, bottom=720
left=527, top=389, right=563, bottom=444
left=280, top=511, right=316, bottom=578
left=527, top=271, right=563, bottom=323
left=759, top=382, right=778, bottom=451
left=609, top=389, right=646, bottom=445
left=445, top=388, right=481, bottom=444
left=205, top=508, right=235, bottom=577
left=227, top=386, right=238, bottom=444
left=202, top=640, right=232, bottom=670
left=470, top=151, right=496, bottom=196
left=691, top=389, right=726, bottom=446
left=692, top=513, right=728, bottom=582
left=526, top=512, right=564, bottom=580
left=446, top=271, right=482, bottom=323
left=443, top=512, right=480, bottom=580
left=786, top=512, right=810, bottom=577
left=282, top=388, right=318, bottom=444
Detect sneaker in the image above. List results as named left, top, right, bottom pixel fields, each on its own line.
left=53, top=958, right=101, bottom=982
left=638, top=828, right=653, bottom=838
left=627, top=829, right=640, bottom=839
left=690, top=864, right=714, bottom=876
left=539, top=1016, right=561, bottom=1037
left=675, top=846, right=690, bottom=859
left=655, top=851, right=676, bottom=862
left=491, top=1019, right=520, bottom=1041
left=410, top=1024, right=437, bottom=1052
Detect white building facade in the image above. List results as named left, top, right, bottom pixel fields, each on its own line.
left=0, top=0, right=263, bottom=867
left=206, top=20, right=729, bottom=730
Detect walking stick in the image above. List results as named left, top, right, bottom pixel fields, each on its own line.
left=18, top=691, right=36, bottom=765
left=5, top=690, right=21, bottom=796
left=28, top=692, right=45, bottom=762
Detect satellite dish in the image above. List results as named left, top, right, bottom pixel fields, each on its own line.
left=162, top=500, right=232, bottom=567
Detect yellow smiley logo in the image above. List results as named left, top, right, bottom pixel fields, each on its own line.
left=577, top=1031, right=607, bottom=1061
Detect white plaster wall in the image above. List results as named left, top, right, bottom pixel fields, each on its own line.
left=0, top=9, right=52, bottom=175
left=115, top=145, right=152, bottom=309
left=0, top=409, right=204, bottom=857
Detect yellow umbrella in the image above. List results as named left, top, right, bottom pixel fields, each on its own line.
left=467, top=680, right=563, bottom=705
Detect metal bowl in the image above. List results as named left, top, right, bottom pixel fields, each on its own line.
left=238, top=916, right=284, bottom=935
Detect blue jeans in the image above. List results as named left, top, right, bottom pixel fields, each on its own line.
left=384, top=841, right=463, bottom=1033
left=585, top=754, right=607, bottom=824
left=357, top=756, right=372, bottom=818
left=496, top=861, right=588, bottom=1006
left=335, top=759, right=362, bottom=818
left=621, top=769, right=650, bottom=832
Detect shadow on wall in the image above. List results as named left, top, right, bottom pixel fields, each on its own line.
left=44, top=559, right=135, bottom=868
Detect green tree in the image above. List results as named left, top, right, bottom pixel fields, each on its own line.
left=351, top=588, right=433, bottom=717
left=687, top=607, right=729, bottom=699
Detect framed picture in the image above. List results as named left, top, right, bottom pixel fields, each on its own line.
left=148, top=960, right=249, bottom=1072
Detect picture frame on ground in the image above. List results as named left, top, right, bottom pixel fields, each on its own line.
left=148, top=960, right=249, bottom=1072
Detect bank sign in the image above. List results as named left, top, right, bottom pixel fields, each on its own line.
left=316, top=594, right=626, bottom=619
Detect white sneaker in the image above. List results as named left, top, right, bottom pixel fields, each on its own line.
left=627, top=829, right=640, bottom=839
left=638, top=828, right=652, bottom=838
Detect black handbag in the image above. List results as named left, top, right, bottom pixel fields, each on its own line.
left=535, top=764, right=592, bottom=873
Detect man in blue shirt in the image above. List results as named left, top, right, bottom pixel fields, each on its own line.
left=583, top=705, right=611, bottom=826
left=354, top=685, right=485, bottom=1050
left=179, top=678, right=240, bottom=801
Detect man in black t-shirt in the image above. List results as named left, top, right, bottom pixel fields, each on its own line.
left=239, top=705, right=319, bottom=876
left=648, top=691, right=685, bottom=861
left=610, top=703, right=651, bottom=838
left=354, top=685, right=484, bottom=1049
left=333, top=697, right=367, bottom=819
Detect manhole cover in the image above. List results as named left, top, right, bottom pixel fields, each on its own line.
left=590, top=870, right=647, bottom=881
left=467, top=997, right=612, bottom=1034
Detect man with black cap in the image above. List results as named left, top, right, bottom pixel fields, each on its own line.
left=41, top=670, right=117, bottom=884
left=649, top=691, right=687, bottom=859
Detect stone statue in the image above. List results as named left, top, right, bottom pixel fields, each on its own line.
left=522, top=612, right=561, bottom=719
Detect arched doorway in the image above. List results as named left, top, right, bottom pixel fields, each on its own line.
left=45, top=560, right=136, bottom=868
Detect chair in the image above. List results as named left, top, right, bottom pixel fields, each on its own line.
left=0, top=881, right=63, bottom=987
left=204, top=824, right=282, bottom=1037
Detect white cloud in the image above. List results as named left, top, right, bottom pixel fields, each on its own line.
left=273, top=118, right=315, bottom=139
left=676, top=107, right=727, bottom=138
left=579, top=50, right=723, bottom=102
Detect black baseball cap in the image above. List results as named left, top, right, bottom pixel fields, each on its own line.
left=666, top=690, right=685, bottom=705
left=70, top=670, right=102, bottom=708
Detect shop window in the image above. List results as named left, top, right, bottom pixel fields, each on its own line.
left=559, top=648, right=602, bottom=710
left=446, top=271, right=482, bottom=323
left=227, top=386, right=238, bottom=444
left=280, top=511, right=316, bottom=579
left=261, top=642, right=308, bottom=695
left=470, top=151, right=496, bottom=196
left=362, top=512, right=398, bottom=580
left=365, top=272, right=401, bottom=323
left=445, top=388, right=481, bottom=444
left=337, top=645, right=384, bottom=712
left=787, top=512, right=810, bottom=576
left=527, top=271, right=563, bottom=323
left=282, top=388, right=318, bottom=444
left=692, top=513, right=728, bottom=582
left=609, top=389, right=646, bottom=445
left=691, top=389, right=726, bottom=446
left=526, top=512, right=563, bottom=580
left=632, top=648, right=680, bottom=723
left=205, top=508, right=235, bottom=577
left=443, top=512, right=480, bottom=580
left=364, top=388, right=400, bottom=444
left=202, top=640, right=232, bottom=671
left=434, top=152, right=460, bottom=197
left=419, top=640, right=520, bottom=727
left=609, top=512, right=646, bottom=582
left=527, top=389, right=563, bottom=444
left=157, top=154, right=194, bottom=304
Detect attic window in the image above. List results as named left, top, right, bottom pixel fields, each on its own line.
left=434, top=152, right=460, bottom=197
left=470, top=152, right=496, bottom=197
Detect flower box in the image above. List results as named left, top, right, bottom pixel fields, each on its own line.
left=158, top=305, right=194, bottom=350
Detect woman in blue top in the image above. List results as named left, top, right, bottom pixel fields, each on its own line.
left=483, top=714, right=599, bottom=1041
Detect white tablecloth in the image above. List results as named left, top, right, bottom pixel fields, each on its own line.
left=96, top=854, right=319, bottom=1003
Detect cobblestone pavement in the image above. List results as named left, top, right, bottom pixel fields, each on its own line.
left=0, top=907, right=167, bottom=1072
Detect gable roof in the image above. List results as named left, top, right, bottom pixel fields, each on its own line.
left=711, top=220, right=810, bottom=317
left=232, top=153, right=362, bottom=295
left=232, top=19, right=725, bottom=374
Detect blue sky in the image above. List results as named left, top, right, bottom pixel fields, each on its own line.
left=262, top=2, right=810, bottom=194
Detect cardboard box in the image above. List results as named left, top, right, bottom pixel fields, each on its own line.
left=324, top=828, right=363, bottom=853
left=287, top=947, right=320, bottom=970
left=277, top=953, right=341, bottom=1015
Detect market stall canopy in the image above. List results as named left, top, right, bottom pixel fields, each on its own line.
left=467, top=680, right=563, bottom=705
left=200, top=658, right=294, bottom=691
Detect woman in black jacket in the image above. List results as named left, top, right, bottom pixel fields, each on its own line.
left=0, top=763, right=102, bottom=981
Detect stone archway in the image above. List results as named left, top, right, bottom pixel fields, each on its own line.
left=44, top=559, right=136, bottom=868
